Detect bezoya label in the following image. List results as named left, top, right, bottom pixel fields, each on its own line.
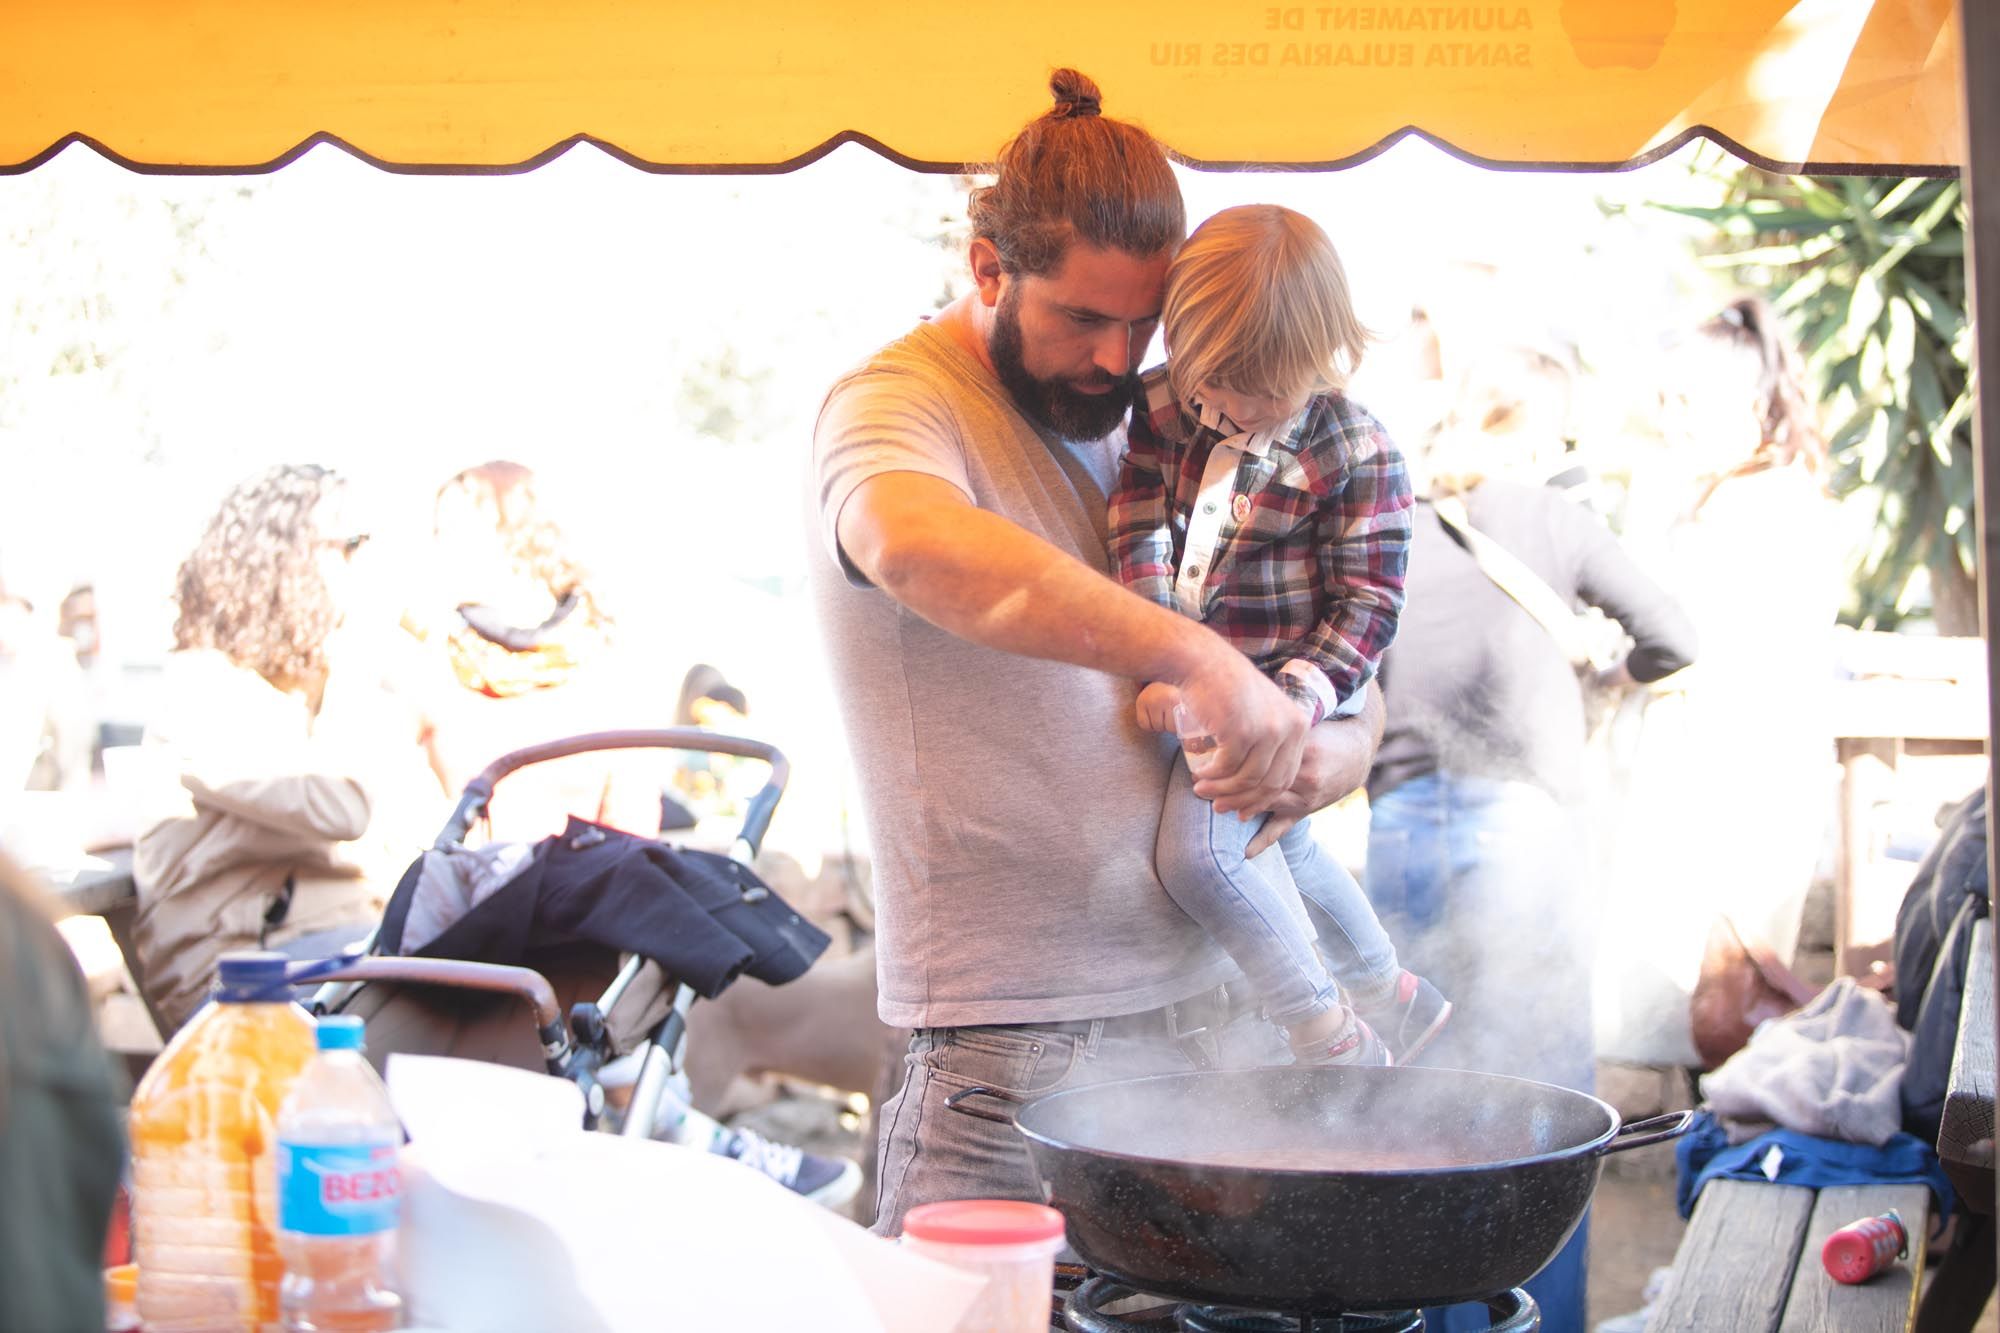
left=276, top=1140, right=401, bottom=1236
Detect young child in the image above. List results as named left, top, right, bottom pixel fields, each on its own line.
left=1108, top=204, right=1447, bottom=1066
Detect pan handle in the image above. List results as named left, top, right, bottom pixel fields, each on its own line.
left=944, top=1086, right=1026, bottom=1126
left=1600, top=1108, right=1695, bottom=1155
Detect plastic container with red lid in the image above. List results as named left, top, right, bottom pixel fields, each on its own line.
left=901, top=1201, right=1066, bottom=1333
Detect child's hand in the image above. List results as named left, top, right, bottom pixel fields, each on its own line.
left=1135, top=681, right=1183, bottom=733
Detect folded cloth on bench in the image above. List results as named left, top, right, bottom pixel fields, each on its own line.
left=1701, top=976, right=1910, bottom=1146
left=1675, top=1109, right=1956, bottom=1223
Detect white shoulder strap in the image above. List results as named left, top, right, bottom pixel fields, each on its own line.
left=1431, top=495, right=1594, bottom=667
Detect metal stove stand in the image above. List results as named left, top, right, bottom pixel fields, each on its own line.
left=1053, top=1271, right=1540, bottom=1333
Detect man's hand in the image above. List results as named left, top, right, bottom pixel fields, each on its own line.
left=1173, top=645, right=1309, bottom=817
left=1197, top=680, right=1385, bottom=854
left=1134, top=682, right=1182, bottom=733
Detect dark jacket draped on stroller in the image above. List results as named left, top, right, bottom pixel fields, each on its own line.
left=381, top=815, right=828, bottom=1000
left=314, top=729, right=826, bottom=1129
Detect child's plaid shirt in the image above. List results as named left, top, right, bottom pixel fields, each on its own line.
left=1108, top=369, right=1413, bottom=724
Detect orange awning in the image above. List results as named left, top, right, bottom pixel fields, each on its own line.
left=1, top=0, right=1962, bottom=174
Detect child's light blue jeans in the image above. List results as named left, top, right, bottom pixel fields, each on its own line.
left=1155, top=751, right=1403, bottom=1027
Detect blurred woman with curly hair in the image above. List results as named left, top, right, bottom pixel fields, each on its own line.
left=133, top=465, right=439, bottom=1031
left=169, top=463, right=360, bottom=704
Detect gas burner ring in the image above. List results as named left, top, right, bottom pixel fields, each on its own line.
left=1178, top=1306, right=1419, bottom=1333
left=1063, top=1277, right=1176, bottom=1332
left=1059, top=1277, right=1540, bottom=1332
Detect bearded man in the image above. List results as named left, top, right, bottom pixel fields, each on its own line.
left=808, top=69, right=1385, bottom=1232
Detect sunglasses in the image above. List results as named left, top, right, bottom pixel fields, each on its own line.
left=323, top=533, right=371, bottom=559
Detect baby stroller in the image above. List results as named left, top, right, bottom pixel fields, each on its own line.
left=300, top=727, right=828, bottom=1145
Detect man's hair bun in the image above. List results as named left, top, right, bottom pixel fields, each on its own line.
left=1049, top=68, right=1103, bottom=118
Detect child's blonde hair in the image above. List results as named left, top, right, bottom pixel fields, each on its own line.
left=1163, top=205, right=1369, bottom=409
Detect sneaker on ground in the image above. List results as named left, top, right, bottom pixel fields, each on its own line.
left=713, top=1124, right=864, bottom=1210
left=1293, top=1013, right=1391, bottom=1067
left=1356, top=971, right=1452, bottom=1066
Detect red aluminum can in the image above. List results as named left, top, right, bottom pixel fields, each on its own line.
left=1821, top=1210, right=1908, bottom=1285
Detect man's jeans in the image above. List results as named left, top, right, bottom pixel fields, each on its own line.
left=871, top=996, right=1291, bottom=1236
left=1157, top=753, right=1401, bottom=1027
left=1367, top=773, right=1593, bottom=1333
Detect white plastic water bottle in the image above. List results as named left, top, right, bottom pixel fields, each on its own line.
left=1173, top=700, right=1221, bottom=773
left=275, top=1016, right=405, bottom=1333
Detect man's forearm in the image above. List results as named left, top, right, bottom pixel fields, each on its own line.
left=847, top=474, right=1228, bottom=687
left=843, top=469, right=1308, bottom=808
left=1309, top=679, right=1385, bottom=806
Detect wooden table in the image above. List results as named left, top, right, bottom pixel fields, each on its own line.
left=40, top=846, right=137, bottom=918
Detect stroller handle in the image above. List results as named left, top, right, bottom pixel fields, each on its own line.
left=437, top=728, right=790, bottom=855
left=309, top=955, right=571, bottom=1067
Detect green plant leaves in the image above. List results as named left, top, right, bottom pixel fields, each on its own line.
left=1664, top=170, right=1972, bottom=630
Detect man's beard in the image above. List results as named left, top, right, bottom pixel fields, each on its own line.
left=990, top=287, right=1140, bottom=442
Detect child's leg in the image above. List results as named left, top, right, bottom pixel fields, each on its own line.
left=1288, top=816, right=1452, bottom=1065
left=1280, top=818, right=1403, bottom=1008
left=1155, top=753, right=1340, bottom=1031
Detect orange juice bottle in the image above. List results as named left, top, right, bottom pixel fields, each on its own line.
left=129, top=952, right=318, bottom=1332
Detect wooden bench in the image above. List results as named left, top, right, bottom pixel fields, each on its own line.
left=1920, top=916, right=1996, bottom=1331
left=1938, top=917, right=1994, bottom=1204
left=1646, top=915, right=1985, bottom=1333
left=1645, top=1178, right=1931, bottom=1331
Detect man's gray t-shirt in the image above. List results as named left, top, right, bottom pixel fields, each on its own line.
left=809, top=320, right=1237, bottom=1029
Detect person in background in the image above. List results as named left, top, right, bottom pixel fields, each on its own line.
left=58, top=583, right=102, bottom=670
left=412, top=460, right=667, bottom=841
left=0, top=851, right=125, bottom=1333
left=674, top=663, right=750, bottom=730
left=0, top=578, right=95, bottom=792
left=1430, top=345, right=1575, bottom=487
left=1600, top=297, right=1842, bottom=1068
left=415, top=462, right=863, bottom=1208
left=425, top=460, right=614, bottom=703
left=1365, top=351, right=1698, bottom=1333
left=132, top=464, right=438, bottom=1033
left=665, top=663, right=757, bottom=829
